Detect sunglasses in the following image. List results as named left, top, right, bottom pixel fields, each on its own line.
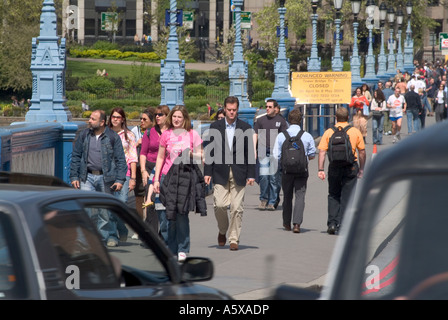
left=111, top=115, right=122, bottom=119
left=140, top=117, right=149, bottom=121
left=266, top=105, right=274, bottom=109
left=155, top=113, right=166, bottom=117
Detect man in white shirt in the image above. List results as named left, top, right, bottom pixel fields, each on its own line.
left=387, top=87, right=407, bottom=143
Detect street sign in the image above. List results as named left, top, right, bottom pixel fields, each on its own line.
left=439, top=32, right=448, bottom=54
left=183, top=11, right=194, bottom=30
left=233, top=11, right=251, bottom=29
left=291, top=72, right=352, bottom=104
left=101, top=12, right=118, bottom=31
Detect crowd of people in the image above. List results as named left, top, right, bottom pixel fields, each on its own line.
left=69, top=60, right=447, bottom=261
left=349, top=60, right=448, bottom=145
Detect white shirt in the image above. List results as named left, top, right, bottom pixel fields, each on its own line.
left=225, top=119, right=236, bottom=150
left=387, top=94, right=406, bottom=118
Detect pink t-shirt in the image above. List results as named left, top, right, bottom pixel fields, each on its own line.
left=140, top=127, right=160, bottom=163
left=159, top=128, right=202, bottom=176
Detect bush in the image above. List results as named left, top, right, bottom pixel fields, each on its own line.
left=79, top=77, right=115, bottom=95
left=127, top=111, right=140, bottom=120
left=82, top=110, right=92, bottom=118
left=185, top=84, right=207, bottom=98
left=68, top=105, right=83, bottom=118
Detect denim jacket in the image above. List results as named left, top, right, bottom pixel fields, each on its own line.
left=70, top=126, right=127, bottom=184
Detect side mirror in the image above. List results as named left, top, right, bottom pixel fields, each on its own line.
left=181, top=257, right=214, bottom=282
left=273, top=285, right=321, bottom=300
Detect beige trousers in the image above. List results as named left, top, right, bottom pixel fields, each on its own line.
left=213, top=169, right=246, bottom=244
left=353, top=110, right=368, bottom=137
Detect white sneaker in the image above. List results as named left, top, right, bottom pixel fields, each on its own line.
left=131, top=233, right=139, bottom=240
left=397, top=133, right=401, bottom=140
left=178, top=252, right=187, bottom=262
left=392, top=138, right=397, bottom=144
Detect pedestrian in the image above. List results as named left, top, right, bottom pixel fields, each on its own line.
left=273, top=108, right=315, bottom=233
left=370, top=89, right=387, bottom=145
left=361, top=83, right=372, bottom=103
left=349, top=87, right=370, bottom=144
left=395, top=77, right=408, bottom=95
left=215, top=108, right=225, bottom=120
left=253, top=99, right=288, bottom=211
left=425, top=77, right=438, bottom=116
left=404, top=84, right=423, bottom=134
left=69, top=110, right=127, bottom=247
left=107, top=107, right=139, bottom=243
left=382, top=81, right=394, bottom=136
left=204, top=96, right=256, bottom=251
left=140, top=105, right=170, bottom=236
left=317, top=107, right=366, bottom=235
left=81, top=100, right=89, bottom=112
left=387, top=87, right=407, bottom=143
left=434, top=83, right=448, bottom=122
left=153, top=105, right=204, bottom=262
left=130, top=108, right=155, bottom=239
left=418, top=88, right=431, bottom=128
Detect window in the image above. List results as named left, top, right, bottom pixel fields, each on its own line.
left=0, top=214, right=27, bottom=299
left=41, top=201, right=119, bottom=289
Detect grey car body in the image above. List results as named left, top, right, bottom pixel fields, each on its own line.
left=0, top=174, right=232, bottom=300
left=275, top=120, right=448, bottom=300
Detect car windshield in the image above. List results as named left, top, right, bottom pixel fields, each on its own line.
left=354, top=174, right=448, bottom=300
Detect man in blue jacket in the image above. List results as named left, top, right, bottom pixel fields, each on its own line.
left=70, top=109, right=127, bottom=247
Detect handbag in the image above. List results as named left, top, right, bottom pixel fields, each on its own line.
left=362, top=103, right=370, bottom=116
left=372, top=110, right=383, bottom=117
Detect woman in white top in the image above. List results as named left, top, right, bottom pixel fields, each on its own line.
left=434, top=84, right=447, bottom=122
left=370, top=89, right=387, bottom=145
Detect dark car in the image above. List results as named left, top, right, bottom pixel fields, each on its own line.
left=275, top=120, right=448, bottom=300
left=0, top=173, right=232, bottom=300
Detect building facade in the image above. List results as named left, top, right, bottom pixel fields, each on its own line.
left=62, top=0, right=448, bottom=62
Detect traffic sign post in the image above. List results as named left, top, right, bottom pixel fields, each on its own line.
left=101, top=12, right=118, bottom=31
left=233, top=11, right=251, bottom=29
left=439, top=32, right=448, bottom=55
left=183, top=11, right=194, bottom=30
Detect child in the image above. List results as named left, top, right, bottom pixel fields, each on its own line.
left=142, top=168, right=156, bottom=209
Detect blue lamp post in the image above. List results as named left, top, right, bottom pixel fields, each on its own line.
left=307, top=0, right=321, bottom=72
left=395, top=8, right=404, bottom=72
left=386, top=6, right=396, bottom=75
left=362, top=0, right=378, bottom=82
left=403, top=0, right=414, bottom=73
left=376, top=2, right=388, bottom=79
left=350, top=0, right=362, bottom=85
left=25, top=0, right=72, bottom=122
left=331, top=0, right=344, bottom=72
left=160, top=0, right=185, bottom=108
left=269, top=0, right=296, bottom=111
left=229, top=0, right=251, bottom=108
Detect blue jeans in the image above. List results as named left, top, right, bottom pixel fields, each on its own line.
left=155, top=174, right=190, bottom=255
left=81, top=173, right=119, bottom=243
left=406, top=109, right=421, bottom=134
left=371, top=114, right=384, bottom=144
left=113, top=176, right=130, bottom=240
left=258, top=154, right=280, bottom=205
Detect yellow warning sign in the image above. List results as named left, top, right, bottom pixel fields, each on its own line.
left=291, top=72, right=352, bottom=104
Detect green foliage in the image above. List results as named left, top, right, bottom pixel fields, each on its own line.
left=185, top=84, right=207, bottom=98
left=91, top=40, right=120, bottom=51
left=79, top=77, right=115, bottom=95
left=250, top=80, right=274, bottom=102
left=69, top=48, right=160, bottom=61
left=124, top=63, right=160, bottom=96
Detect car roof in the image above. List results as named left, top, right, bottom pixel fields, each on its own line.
left=364, top=121, right=448, bottom=184
left=0, top=171, right=70, bottom=187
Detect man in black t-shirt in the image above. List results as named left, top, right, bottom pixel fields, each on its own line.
left=253, top=99, right=288, bottom=211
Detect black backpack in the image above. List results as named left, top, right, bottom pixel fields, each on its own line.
left=281, top=130, right=308, bottom=176
left=328, top=125, right=356, bottom=167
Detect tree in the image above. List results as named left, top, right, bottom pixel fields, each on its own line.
left=0, top=0, right=46, bottom=93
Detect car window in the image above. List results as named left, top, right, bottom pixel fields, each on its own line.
left=358, top=175, right=448, bottom=300
left=41, top=200, right=169, bottom=293
left=41, top=201, right=119, bottom=289
left=0, top=213, right=27, bottom=299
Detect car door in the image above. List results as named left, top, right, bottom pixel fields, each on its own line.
left=37, top=197, right=181, bottom=300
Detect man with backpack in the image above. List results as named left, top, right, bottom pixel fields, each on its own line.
left=273, top=109, right=315, bottom=233
left=317, top=107, right=366, bottom=235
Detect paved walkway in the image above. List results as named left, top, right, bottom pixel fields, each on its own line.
left=67, top=57, right=227, bottom=72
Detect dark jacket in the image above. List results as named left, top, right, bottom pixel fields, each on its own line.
left=404, top=90, right=423, bottom=113
left=159, top=149, right=207, bottom=220
left=70, top=126, right=127, bottom=184
left=204, top=118, right=256, bottom=186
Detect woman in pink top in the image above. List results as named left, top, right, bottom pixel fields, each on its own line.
left=108, top=107, right=138, bottom=243
left=139, top=105, right=169, bottom=236
left=153, top=105, right=203, bottom=262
